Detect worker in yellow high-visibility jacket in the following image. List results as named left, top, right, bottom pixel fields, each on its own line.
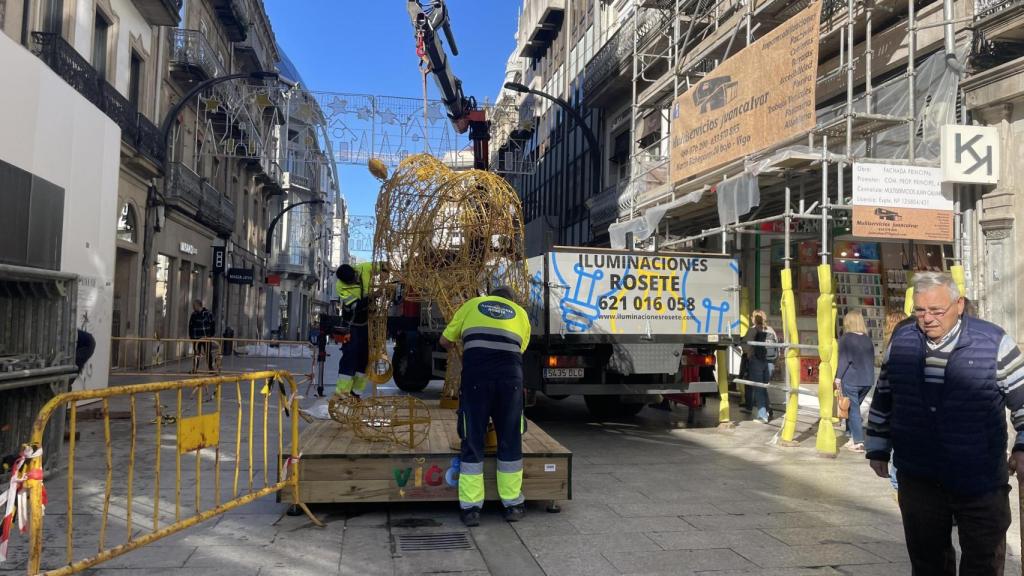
left=440, top=287, right=531, bottom=526
left=335, top=262, right=374, bottom=396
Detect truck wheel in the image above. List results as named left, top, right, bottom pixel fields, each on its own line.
left=584, top=395, right=645, bottom=419
left=392, top=341, right=430, bottom=393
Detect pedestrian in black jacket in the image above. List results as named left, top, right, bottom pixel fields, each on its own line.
left=188, top=300, right=215, bottom=372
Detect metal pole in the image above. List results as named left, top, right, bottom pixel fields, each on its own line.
left=784, top=186, right=792, bottom=270
left=866, top=0, right=874, bottom=114
left=908, top=0, right=917, bottom=161
left=513, top=86, right=602, bottom=199
left=821, top=136, right=829, bottom=266
left=846, top=0, right=855, bottom=157
left=264, top=200, right=326, bottom=255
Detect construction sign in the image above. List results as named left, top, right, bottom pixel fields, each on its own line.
left=851, top=163, right=954, bottom=242
left=670, top=1, right=821, bottom=183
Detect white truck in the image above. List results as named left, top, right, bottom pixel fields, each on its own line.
left=390, top=247, right=742, bottom=418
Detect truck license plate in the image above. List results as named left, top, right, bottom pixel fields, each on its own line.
left=544, top=368, right=584, bottom=379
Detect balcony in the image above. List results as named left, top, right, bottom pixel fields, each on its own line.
left=268, top=252, right=313, bottom=276
left=234, top=28, right=270, bottom=72
left=518, top=0, right=566, bottom=57
left=31, top=32, right=164, bottom=168
left=583, top=8, right=667, bottom=101
left=212, top=0, right=250, bottom=42
left=972, top=0, right=1024, bottom=70
left=131, top=0, right=182, bottom=26
left=165, top=163, right=235, bottom=236
left=168, top=28, right=225, bottom=84
left=284, top=149, right=317, bottom=191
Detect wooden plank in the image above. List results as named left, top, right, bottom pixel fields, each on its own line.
left=295, top=409, right=572, bottom=505
left=299, top=453, right=569, bottom=482
left=295, top=476, right=569, bottom=504
left=427, top=416, right=450, bottom=454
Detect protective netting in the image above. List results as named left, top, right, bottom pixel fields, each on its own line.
left=368, top=154, right=528, bottom=405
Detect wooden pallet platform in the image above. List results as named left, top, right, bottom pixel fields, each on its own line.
left=293, top=401, right=572, bottom=504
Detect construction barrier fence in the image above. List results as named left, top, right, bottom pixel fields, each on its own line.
left=1, top=370, right=321, bottom=576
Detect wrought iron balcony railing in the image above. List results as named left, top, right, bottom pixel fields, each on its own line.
left=976, top=0, right=1024, bottom=19
left=135, top=115, right=166, bottom=166
left=31, top=32, right=102, bottom=108
left=165, top=162, right=235, bottom=236
left=165, top=162, right=204, bottom=214
left=583, top=9, right=666, bottom=98
left=168, top=28, right=225, bottom=81
left=31, top=32, right=164, bottom=167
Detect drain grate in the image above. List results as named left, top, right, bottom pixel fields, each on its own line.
left=396, top=532, right=473, bottom=552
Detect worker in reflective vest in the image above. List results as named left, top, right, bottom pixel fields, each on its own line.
left=440, top=286, right=531, bottom=526
left=335, top=262, right=374, bottom=396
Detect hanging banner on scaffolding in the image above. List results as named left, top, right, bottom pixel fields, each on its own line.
left=669, top=1, right=821, bottom=183
left=851, top=163, right=954, bottom=241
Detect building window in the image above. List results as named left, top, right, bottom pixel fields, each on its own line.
left=117, top=203, right=137, bottom=243
left=44, top=0, right=63, bottom=34
left=155, top=254, right=171, bottom=339
left=128, top=51, right=143, bottom=108
left=93, top=11, right=110, bottom=80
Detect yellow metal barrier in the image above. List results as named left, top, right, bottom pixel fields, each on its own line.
left=109, top=337, right=317, bottom=390
left=13, top=370, right=321, bottom=576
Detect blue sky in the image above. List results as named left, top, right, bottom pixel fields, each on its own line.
left=264, top=1, right=523, bottom=257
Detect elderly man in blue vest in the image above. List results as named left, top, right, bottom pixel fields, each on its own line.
left=866, top=271, right=1024, bottom=575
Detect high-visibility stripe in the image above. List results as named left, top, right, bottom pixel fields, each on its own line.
left=463, top=341, right=522, bottom=354
left=463, top=327, right=523, bottom=346
left=496, top=469, right=523, bottom=506
left=335, top=376, right=354, bottom=394
left=459, top=472, right=485, bottom=509
left=352, top=373, right=367, bottom=393
left=460, top=461, right=484, bottom=474
left=497, top=459, right=523, bottom=473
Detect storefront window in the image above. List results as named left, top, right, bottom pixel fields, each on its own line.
left=154, top=254, right=171, bottom=338
left=178, top=261, right=191, bottom=338
left=191, top=264, right=205, bottom=307
left=117, top=203, right=137, bottom=243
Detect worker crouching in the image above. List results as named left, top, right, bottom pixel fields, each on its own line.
left=440, top=287, right=531, bottom=527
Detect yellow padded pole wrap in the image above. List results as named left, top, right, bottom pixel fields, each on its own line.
left=815, top=264, right=838, bottom=456
left=950, top=265, right=966, bottom=297
left=739, top=287, right=751, bottom=337
left=779, top=269, right=801, bottom=443
left=904, top=272, right=915, bottom=317
left=738, top=287, right=751, bottom=401
left=716, top=349, right=730, bottom=425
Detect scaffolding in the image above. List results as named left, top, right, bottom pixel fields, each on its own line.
left=607, top=0, right=969, bottom=453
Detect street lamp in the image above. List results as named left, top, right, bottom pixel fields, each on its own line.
left=159, top=71, right=282, bottom=155
left=139, top=70, right=284, bottom=341
left=264, top=199, right=327, bottom=256
left=504, top=81, right=603, bottom=200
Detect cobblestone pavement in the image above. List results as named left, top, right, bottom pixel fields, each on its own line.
left=1, top=349, right=1021, bottom=575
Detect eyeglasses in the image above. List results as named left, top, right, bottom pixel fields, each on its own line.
left=912, top=300, right=957, bottom=319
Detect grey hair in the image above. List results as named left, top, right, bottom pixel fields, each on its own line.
left=912, top=271, right=960, bottom=301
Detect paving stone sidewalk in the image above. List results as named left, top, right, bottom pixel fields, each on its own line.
left=1, top=350, right=1021, bottom=575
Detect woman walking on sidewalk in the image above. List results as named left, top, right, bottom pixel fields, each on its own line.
left=746, top=312, right=775, bottom=424
left=836, top=310, right=875, bottom=452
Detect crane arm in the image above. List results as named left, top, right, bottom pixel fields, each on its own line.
left=407, top=0, right=475, bottom=132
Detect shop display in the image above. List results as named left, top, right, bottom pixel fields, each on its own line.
left=885, top=269, right=910, bottom=312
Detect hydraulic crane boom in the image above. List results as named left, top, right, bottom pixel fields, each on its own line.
left=407, top=0, right=490, bottom=169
